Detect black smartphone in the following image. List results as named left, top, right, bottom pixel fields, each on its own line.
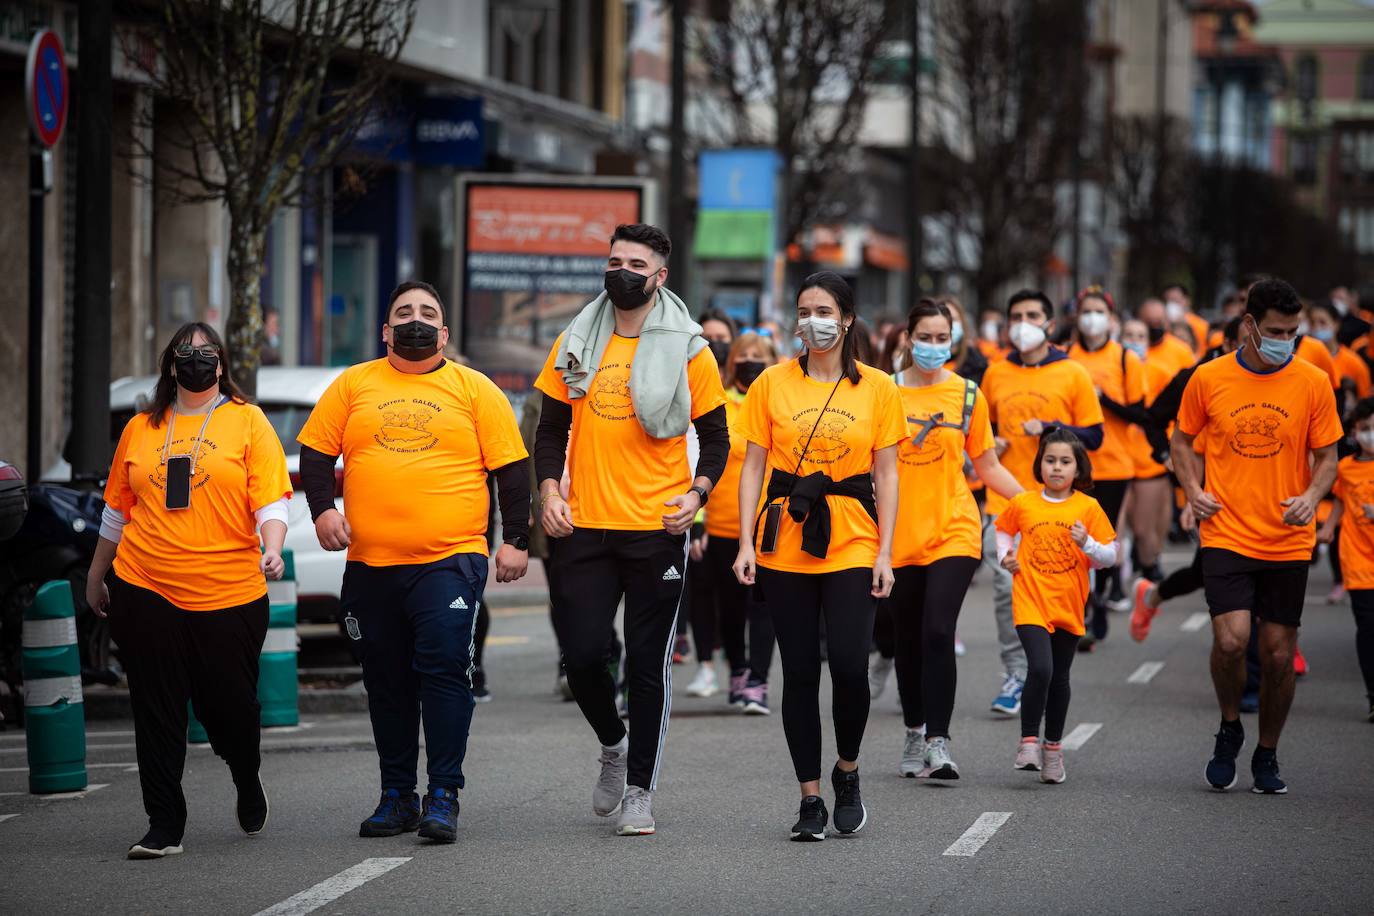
left=759, top=502, right=783, bottom=555
left=165, top=455, right=192, bottom=510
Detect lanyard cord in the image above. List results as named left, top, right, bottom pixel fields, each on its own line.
left=161, top=395, right=225, bottom=473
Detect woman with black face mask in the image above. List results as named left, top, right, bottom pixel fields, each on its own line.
left=687, top=331, right=779, bottom=714
left=85, top=322, right=291, bottom=859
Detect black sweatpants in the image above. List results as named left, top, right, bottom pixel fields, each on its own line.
left=691, top=535, right=775, bottom=678
left=549, top=527, right=687, bottom=791
left=1090, top=479, right=1130, bottom=607
left=1016, top=624, right=1080, bottom=742
left=108, top=575, right=268, bottom=843
left=757, top=566, right=876, bottom=782
left=888, top=557, right=980, bottom=736
left=1349, top=590, right=1374, bottom=701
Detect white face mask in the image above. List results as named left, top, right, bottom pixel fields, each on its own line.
left=797, top=316, right=842, bottom=352
left=1078, top=312, right=1110, bottom=339
left=1166, top=301, right=1185, bottom=322
left=1358, top=430, right=1374, bottom=452
left=981, top=320, right=1002, bottom=343
left=1008, top=320, right=1047, bottom=353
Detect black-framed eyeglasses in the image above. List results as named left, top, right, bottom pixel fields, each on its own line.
left=173, top=344, right=220, bottom=359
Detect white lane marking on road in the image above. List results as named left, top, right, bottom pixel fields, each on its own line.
left=0, top=791, right=23, bottom=796
left=0, top=814, right=17, bottom=823
left=1181, top=612, right=1210, bottom=632
left=1127, top=661, right=1165, bottom=684
left=253, top=858, right=412, bottom=916
left=943, top=812, right=1013, bottom=857
left=43, top=784, right=108, bottom=800
left=125, top=766, right=139, bottom=773
left=261, top=722, right=317, bottom=734
left=1060, top=723, right=1102, bottom=750
left=0, top=729, right=135, bottom=742
left=486, top=635, right=529, bottom=647
left=0, top=743, right=135, bottom=757
left=0, top=762, right=137, bottom=773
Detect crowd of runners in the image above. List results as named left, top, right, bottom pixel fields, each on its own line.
left=87, top=221, right=1374, bottom=857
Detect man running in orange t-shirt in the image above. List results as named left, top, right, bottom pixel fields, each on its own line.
left=1173, top=278, right=1342, bottom=796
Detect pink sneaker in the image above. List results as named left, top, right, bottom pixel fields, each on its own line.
left=1041, top=742, right=1066, bottom=784
left=740, top=679, right=770, bottom=715
left=1014, top=737, right=1041, bottom=771
left=728, top=669, right=749, bottom=706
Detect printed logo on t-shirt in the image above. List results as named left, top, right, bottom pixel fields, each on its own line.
left=374, top=398, right=443, bottom=453
left=899, top=413, right=948, bottom=467
left=792, top=407, right=856, bottom=465
left=662, top=565, right=682, bottom=581
left=589, top=364, right=635, bottom=421
left=148, top=436, right=216, bottom=493
left=1350, top=481, right=1374, bottom=526
left=1025, top=522, right=1078, bottom=575
left=1227, top=402, right=1287, bottom=460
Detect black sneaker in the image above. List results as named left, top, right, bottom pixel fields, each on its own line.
left=831, top=766, right=867, bottom=835
left=472, top=667, right=491, bottom=703
left=127, top=829, right=184, bottom=860
left=1251, top=748, right=1288, bottom=795
left=790, top=795, right=828, bottom=842
left=235, top=773, right=269, bottom=835
left=418, top=787, right=459, bottom=843
left=359, top=788, right=422, bottom=837
left=1205, top=722, right=1245, bottom=791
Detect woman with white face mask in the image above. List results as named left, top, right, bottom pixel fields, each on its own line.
left=732, top=271, right=905, bottom=841
left=1067, top=287, right=1147, bottom=643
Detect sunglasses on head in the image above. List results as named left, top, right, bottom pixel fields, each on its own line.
left=740, top=326, right=773, bottom=337
left=173, top=344, right=220, bottom=359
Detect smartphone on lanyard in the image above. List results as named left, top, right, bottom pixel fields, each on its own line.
left=165, top=455, right=192, bottom=510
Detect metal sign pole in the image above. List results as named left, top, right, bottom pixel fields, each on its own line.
left=27, top=144, right=45, bottom=479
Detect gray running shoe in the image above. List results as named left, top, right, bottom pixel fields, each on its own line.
left=592, top=743, right=628, bottom=816
left=924, top=736, right=960, bottom=780
left=616, top=786, right=655, bottom=835
left=1015, top=738, right=1042, bottom=771
left=899, top=728, right=927, bottom=777
left=1040, top=743, right=1066, bottom=784
left=869, top=651, right=894, bottom=700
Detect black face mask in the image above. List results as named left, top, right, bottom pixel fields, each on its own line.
left=707, top=339, right=731, bottom=366
left=1147, top=325, right=1166, bottom=346
left=174, top=353, right=219, bottom=393
left=734, top=360, right=766, bottom=389
left=605, top=269, right=656, bottom=311
left=389, top=320, right=441, bottom=361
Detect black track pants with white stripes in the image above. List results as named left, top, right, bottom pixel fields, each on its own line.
left=549, top=527, right=687, bottom=791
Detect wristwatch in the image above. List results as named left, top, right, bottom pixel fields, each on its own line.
left=689, top=485, right=710, bottom=507
left=504, top=535, right=530, bottom=551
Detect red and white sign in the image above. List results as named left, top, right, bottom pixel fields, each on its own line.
left=26, top=29, right=68, bottom=148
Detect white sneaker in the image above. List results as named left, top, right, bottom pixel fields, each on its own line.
left=954, top=637, right=967, bottom=657
left=924, top=736, right=959, bottom=780
left=868, top=652, right=894, bottom=700
left=900, top=728, right=927, bottom=777
left=686, top=665, right=718, bottom=697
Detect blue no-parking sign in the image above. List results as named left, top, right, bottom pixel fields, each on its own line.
left=25, top=29, right=68, bottom=148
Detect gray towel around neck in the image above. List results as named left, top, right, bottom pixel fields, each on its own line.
left=556, top=286, right=708, bottom=439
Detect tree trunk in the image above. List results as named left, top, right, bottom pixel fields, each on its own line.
left=225, top=221, right=267, bottom=400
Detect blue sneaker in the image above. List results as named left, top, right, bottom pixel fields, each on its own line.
left=359, top=788, right=421, bottom=837
left=990, top=674, right=1024, bottom=716
left=1205, top=723, right=1245, bottom=791
left=1251, top=748, right=1288, bottom=795
left=418, top=787, right=460, bottom=843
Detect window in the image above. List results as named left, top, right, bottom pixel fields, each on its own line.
left=1291, top=135, right=1318, bottom=185
left=1361, top=54, right=1374, bottom=101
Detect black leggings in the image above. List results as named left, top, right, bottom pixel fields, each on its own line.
left=690, top=536, right=776, bottom=678
left=888, top=557, right=979, bottom=736
left=1350, top=589, right=1374, bottom=701
left=1091, top=479, right=1130, bottom=598
left=1016, top=625, right=1080, bottom=742
left=757, top=566, right=876, bottom=782
left=1158, top=547, right=1204, bottom=601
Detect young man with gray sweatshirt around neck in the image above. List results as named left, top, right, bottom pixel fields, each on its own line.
left=534, top=223, right=730, bottom=836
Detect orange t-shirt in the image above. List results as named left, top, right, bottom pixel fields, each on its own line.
left=298, top=358, right=528, bottom=566
left=995, top=489, right=1115, bottom=636
left=1130, top=359, right=1175, bottom=478
left=738, top=359, right=906, bottom=574
left=979, top=353, right=1104, bottom=516
left=1177, top=351, right=1344, bottom=562
left=891, top=373, right=995, bottom=567
left=105, top=400, right=291, bottom=611
left=705, top=390, right=750, bottom=539
left=1334, top=345, right=1373, bottom=398
left=1069, top=341, right=1145, bottom=482
left=978, top=339, right=1008, bottom=364
left=1334, top=456, right=1374, bottom=590
left=1185, top=313, right=1210, bottom=358
left=1147, top=334, right=1196, bottom=379
left=535, top=334, right=726, bottom=531
left=1297, top=335, right=1340, bottom=389
left=1208, top=328, right=1225, bottom=351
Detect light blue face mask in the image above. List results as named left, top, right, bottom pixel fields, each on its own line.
left=1313, top=327, right=1336, bottom=343
left=912, top=340, right=951, bottom=371
left=951, top=321, right=964, bottom=347
left=1124, top=341, right=1147, bottom=361
left=1254, top=329, right=1296, bottom=365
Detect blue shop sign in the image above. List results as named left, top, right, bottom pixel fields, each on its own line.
left=699, top=149, right=780, bottom=211
left=414, top=96, right=484, bottom=168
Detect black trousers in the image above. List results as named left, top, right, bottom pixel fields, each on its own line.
left=757, top=566, right=876, bottom=782
left=1159, top=547, right=1204, bottom=601
left=690, top=535, right=775, bottom=678
left=888, top=557, right=980, bottom=736
left=1016, top=624, right=1080, bottom=742
left=1350, top=590, right=1374, bottom=701
left=1091, top=478, right=1130, bottom=599
left=549, top=527, right=687, bottom=791
left=108, top=575, right=268, bottom=842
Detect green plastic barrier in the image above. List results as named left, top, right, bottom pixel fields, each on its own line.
left=22, top=580, right=88, bottom=794
left=258, top=549, right=298, bottom=727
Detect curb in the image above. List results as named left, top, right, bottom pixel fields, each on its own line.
left=82, top=684, right=369, bottom=720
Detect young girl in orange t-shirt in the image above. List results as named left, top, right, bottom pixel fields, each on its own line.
left=995, top=429, right=1119, bottom=783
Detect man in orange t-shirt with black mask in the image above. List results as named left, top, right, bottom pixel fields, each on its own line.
left=1174, top=278, right=1342, bottom=796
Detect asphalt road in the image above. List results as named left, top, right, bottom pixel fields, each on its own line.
left=2, top=546, right=1371, bottom=915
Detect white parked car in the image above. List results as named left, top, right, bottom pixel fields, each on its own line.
left=48, top=367, right=349, bottom=623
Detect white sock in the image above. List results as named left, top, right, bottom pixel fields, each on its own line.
left=602, top=736, right=628, bottom=755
